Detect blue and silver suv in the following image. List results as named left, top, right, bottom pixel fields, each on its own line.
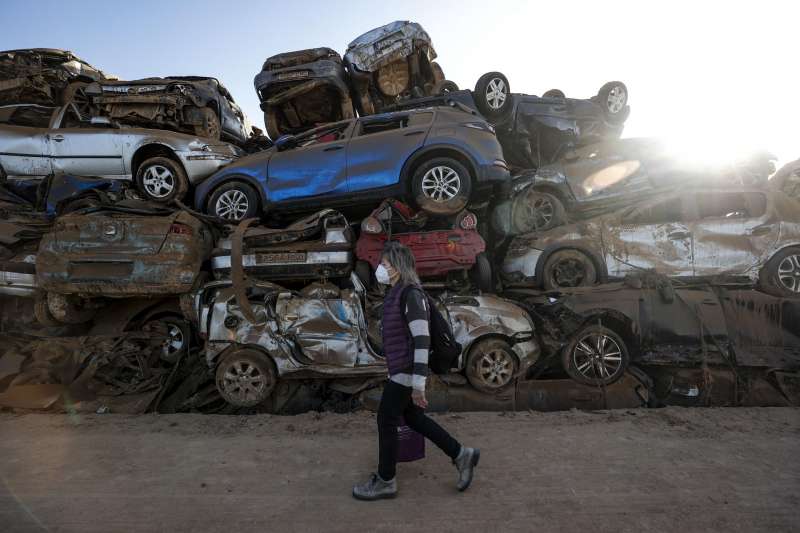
left=195, top=106, right=510, bottom=220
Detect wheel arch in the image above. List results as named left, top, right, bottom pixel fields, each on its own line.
left=463, top=331, right=522, bottom=370
left=400, top=144, right=479, bottom=195
left=131, top=142, right=184, bottom=178
left=214, top=343, right=285, bottom=371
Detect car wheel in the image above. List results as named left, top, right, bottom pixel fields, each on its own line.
left=355, top=260, right=373, bottom=289
left=193, top=107, right=221, bottom=140
left=411, top=157, right=472, bottom=216
left=433, top=80, right=459, bottom=95
left=135, top=156, right=189, bottom=203
left=543, top=89, right=565, bottom=98
left=511, top=190, right=565, bottom=233
left=33, top=292, right=62, bottom=327
left=43, top=292, right=96, bottom=325
left=207, top=181, right=260, bottom=221
left=215, top=348, right=278, bottom=407
left=465, top=338, right=518, bottom=393
left=542, top=249, right=597, bottom=290
left=562, top=324, right=629, bottom=386
left=145, top=316, right=191, bottom=364
left=470, top=252, right=493, bottom=292
left=474, top=71, right=511, bottom=117
left=759, top=246, right=800, bottom=297
left=597, top=81, right=628, bottom=121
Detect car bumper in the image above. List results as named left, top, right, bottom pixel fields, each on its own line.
left=176, top=150, right=238, bottom=185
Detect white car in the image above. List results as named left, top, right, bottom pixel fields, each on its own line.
left=0, top=102, right=243, bottom=202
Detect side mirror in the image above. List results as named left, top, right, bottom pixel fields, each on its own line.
left=275, top=134, right=296, bottom=151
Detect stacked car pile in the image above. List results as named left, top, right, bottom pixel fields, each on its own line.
left=0, top=21, right=798, bottom=414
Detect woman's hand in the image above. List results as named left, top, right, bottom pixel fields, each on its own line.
left=412, top=389, right=428, bottom=409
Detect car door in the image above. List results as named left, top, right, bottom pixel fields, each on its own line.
left=0, top=104, right=55, bottom=178
left=48, top=103, right=127, bottom=178
left=604, top=194, right=694, bottom=277
left=688, top=191, right=779, bottom=277
left=265, top=120, right=352, bottom=203
left=346, top=111, right=432, bottom=193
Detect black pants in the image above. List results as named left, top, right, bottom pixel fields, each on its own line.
left=377, top=380, right=461, bottom=480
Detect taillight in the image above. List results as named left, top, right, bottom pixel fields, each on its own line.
left=169, top=223, right=193, bottom=236
left=361, top=216, right=383, bottom=234
left=458, top=211, right=478, bottom=230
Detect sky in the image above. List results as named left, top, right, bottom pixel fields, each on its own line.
left=2, top=0, right=797, bottom=165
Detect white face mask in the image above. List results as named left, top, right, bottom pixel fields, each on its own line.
left=375, top=264, right=392, bottom=285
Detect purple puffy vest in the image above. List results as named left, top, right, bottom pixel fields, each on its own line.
left=382, top=282, right=413, bottom=376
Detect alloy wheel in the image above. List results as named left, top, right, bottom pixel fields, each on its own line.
left=216, top=189, right=249, bottom=220
left=220, top=359, right=272, bottom=406
left=474, top=348, right=514, bottom=389
left=421, top=166, right=461, bottom=202
left=142, top=165, right=175, bottom=198
left=521, top=194, right=555, bottom=231
left=605, top=85, right=627, bottom=114
left=485, top=77, right=507, bottom=110
left=160, top=322, right=184, bottom=359
left=778, top=254, right=800, bottom=293
left=553, top=258, right=589, bottom=287
left=571, top=332, right=624, bottom=381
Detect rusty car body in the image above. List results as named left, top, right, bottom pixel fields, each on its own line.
left=344, top=21, right=450, bottom=115
left=76, top=76, right=251, bottom=146
left=0, top=101, right=243, bottom=202
left=254, top=47, right=355, bottom=140
left=502, top=188, right=800, bottom=297
left=35, top=208, right=213, bottom=325
left=0, top=48, right=107, bottom=106
left=190, top=273, right=539, bottom=406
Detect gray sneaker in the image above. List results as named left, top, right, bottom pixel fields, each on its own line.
left=454, top=447, right=480, bottom=491
left=352, top=473, right=398, bottom=501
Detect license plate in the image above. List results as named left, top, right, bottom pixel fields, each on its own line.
left=256, top=252, right=307, bottom=264
left=277, top=71, right=310, bottom=81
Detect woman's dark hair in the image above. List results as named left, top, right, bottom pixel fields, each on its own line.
left=380, top=240, right=421, bottom=286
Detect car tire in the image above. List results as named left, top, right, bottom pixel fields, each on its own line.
left=355, top=260, right=373, bottom=289
left=470, top=252, right=493, bottom=293
left=33, top=292, right=62, bottom=327
left=135, top=156, right=189, bottom=203
left=562, top=324, right=629, bottom=386
left=215, top=348, right=278, bottom=407
left=193, top=107, right=221, bottom=140
left=145, top=316, right=191, bottom=364
left=597, top=81, right=628, bottom=122
left=465, top=338, right=518, bottom=393
left=759, top=246, right=800, bottom=297
left=43, top=292, right=96, bottom=325
left=433, top=80, right=459, bottom=95
left=411, top=157, right=472, bottom=216
left=543, top=89, right=566, bottom=98
left=207, top=181, right=260, bottom=222
left=474, top=71, right=511, bottom=117
left=541, top=249, right=598, bottom=290
left=511, top=190, right=566, bottom=233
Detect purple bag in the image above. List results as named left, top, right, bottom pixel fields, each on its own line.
left=397, top=416, right=425, bottom=462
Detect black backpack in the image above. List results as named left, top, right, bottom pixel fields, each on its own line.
left=401, top=286, right=462, bottom=374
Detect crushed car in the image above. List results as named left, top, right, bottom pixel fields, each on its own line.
left=0, top=101, right=243, bottom=202
left=0, top=48, right=107, bottom=106
left=254, top=47, right=355, bottom=140
left=771, top=157, right=800, bottom=202
left=34, top=207, right=214, bottom=326
left=196, top=106, right=510, bottom=221
left=344, top=20, right=454, bottom=115
left=189, top=273, right=539, bottom=407
left=501, top=187, right=800, bottom=297
left=355, top=199, right=492, bottom=291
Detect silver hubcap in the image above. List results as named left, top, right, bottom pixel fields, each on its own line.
left=161, top=323, right=184, bottom=357
left=421, top=166, right=461, bottom=202
left=606, top=85, right=626, bottom=114
left=476, top=349, right=514, bottom=388
left=572, top=333, right=623, bottom=380
left=777, top=254, right=800, bottom=293
left=216, top=189, right=249, bottom=220
left=142, top=165, right=175, bottom=198
left=485, top=78, right=507, bottom=110
left=221, top=360, right=269, bottom=405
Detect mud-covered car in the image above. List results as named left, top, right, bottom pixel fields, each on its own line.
left=196, top=106, right=509, bottom=221
left=519, top=279, right=800, bottom=386
left=0, top=48, right=107, bottom=106
left=355, top=199, right=491, bottom=291
left=502, top=188, right=800, bottom=297
left=771, top=158, right=800, bottom=202
left=210, top=209, right=354, bottom=281
left=66, top=76, right=250, bottom=146
left=191, top=274, right=539, bottom=407
left=344, top=20, right=454, bottom=115
left=34, top=207, right=213, bottom=325
left=254, top=48, right=355, bottom=140
left=0, top=102, right=243, bottom=202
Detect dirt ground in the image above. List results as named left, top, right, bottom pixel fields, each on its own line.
left=1, top=407, right=799, bottom=533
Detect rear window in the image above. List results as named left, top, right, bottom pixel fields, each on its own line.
left=692, top=192, right=767, bottom=220
left=0, top=105, right=53, bottom=128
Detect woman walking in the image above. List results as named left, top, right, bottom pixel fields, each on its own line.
left=353, top=241, right=480, bottom=500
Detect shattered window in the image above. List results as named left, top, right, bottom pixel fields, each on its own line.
left=0, top=105, right=54, bottom=128
left=693, top=192, right=766, bottom=220
left=625, top=196, right=685, bottom=224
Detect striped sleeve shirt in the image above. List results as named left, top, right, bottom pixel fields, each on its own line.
left=389, top=287, right=430, bottom=392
